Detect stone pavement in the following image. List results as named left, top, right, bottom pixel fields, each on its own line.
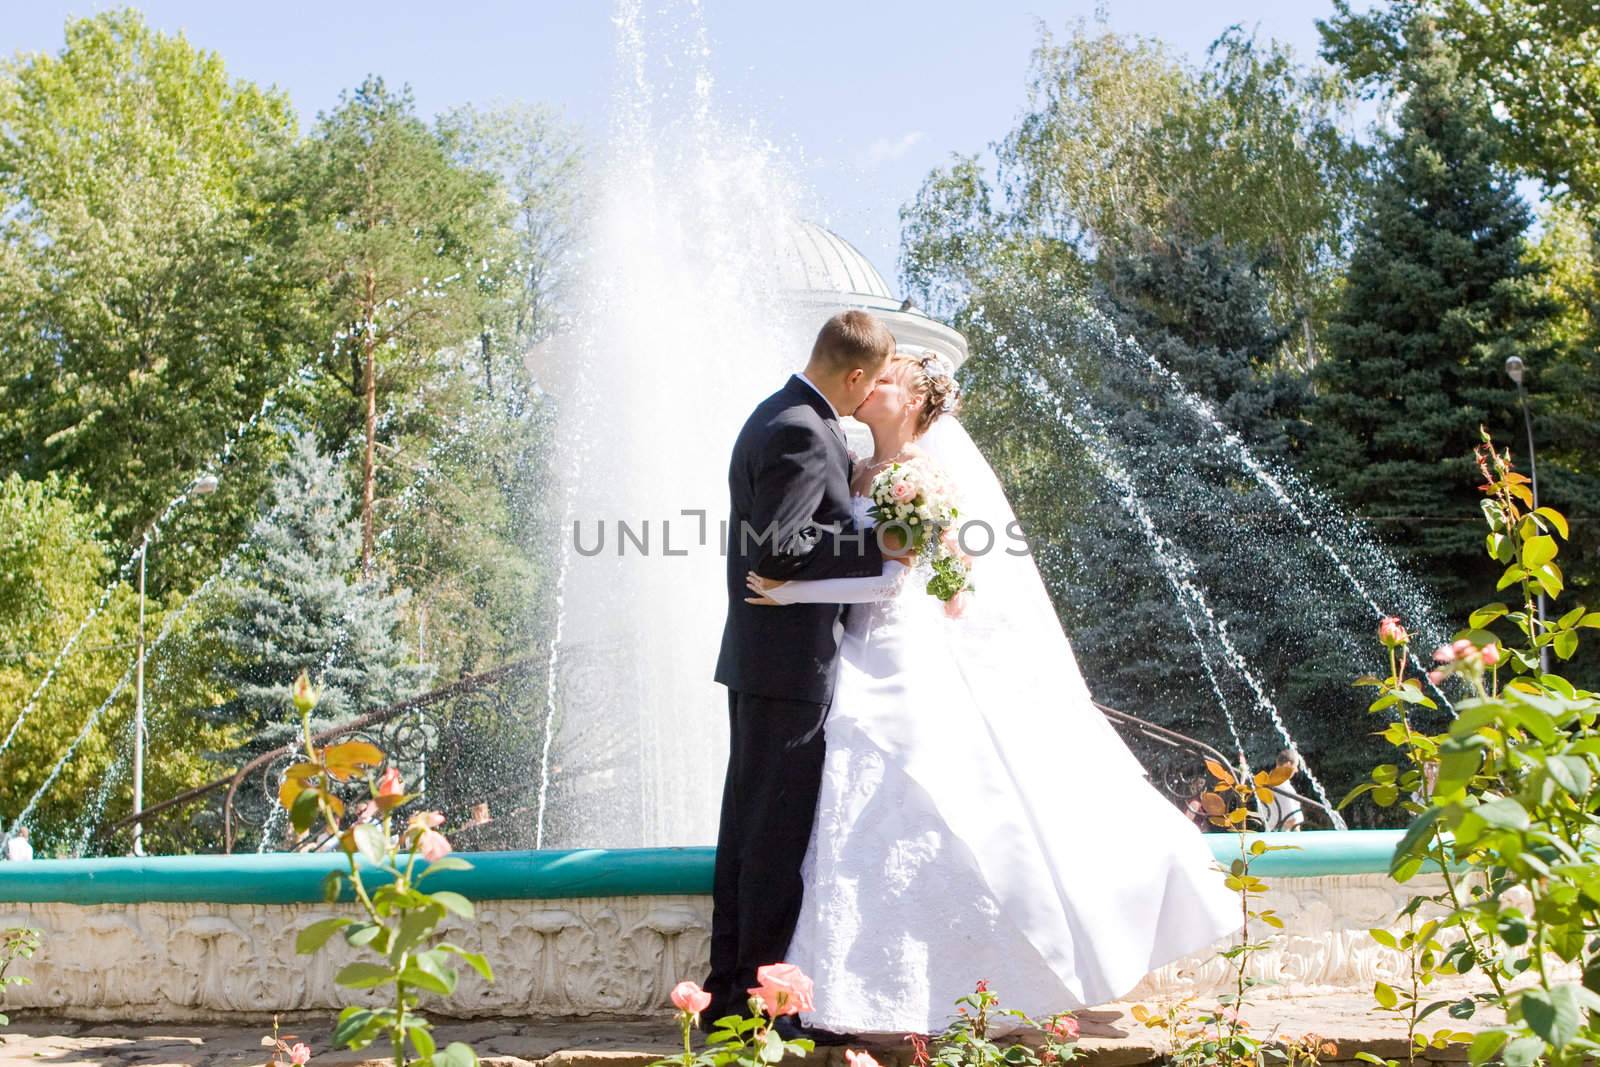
left=0, top=993, right=1493, bottom=1067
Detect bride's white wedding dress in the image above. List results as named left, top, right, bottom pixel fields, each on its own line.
left=772, top=420, right=1241, bottom=1035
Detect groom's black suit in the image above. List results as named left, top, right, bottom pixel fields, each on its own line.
left=707, top=374, right=883, bottom=1018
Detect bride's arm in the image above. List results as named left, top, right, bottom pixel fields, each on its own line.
left=747, top=559, right=912, bottom=605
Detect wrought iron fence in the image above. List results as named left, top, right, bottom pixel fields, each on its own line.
left=105, top=657, right=544, bottom=854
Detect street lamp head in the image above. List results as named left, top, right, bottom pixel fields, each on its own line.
left=1505, top=355, right=1526, bottom=386
left=193, top=474, right=220, bottom=496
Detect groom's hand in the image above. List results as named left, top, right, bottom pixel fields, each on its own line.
left=880, top=526, right=914, bottom=559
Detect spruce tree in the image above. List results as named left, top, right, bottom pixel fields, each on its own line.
left=207, top=432, right=431, bottom=758
left=1308, top=17, right=1556, bottom=618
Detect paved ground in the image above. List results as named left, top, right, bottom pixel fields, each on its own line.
left=0, top=993, right=1493, bottom=1067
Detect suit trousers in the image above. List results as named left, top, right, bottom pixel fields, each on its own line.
left=704, top=688, right=830, bottom=1017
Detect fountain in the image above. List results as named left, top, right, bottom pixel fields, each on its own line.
left=530, top=0, right=965, bottom=849
left=0, top=0, right=1475, bottom=1028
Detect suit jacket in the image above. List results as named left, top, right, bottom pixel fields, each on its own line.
left=714, top=375, right=885, bottom=705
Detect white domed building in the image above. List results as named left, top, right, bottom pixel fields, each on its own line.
left=780, top=221, right=969, bottom=370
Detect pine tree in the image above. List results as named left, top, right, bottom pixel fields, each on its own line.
left=1308, top=18, right=1557, bottom=619
left=1082, top=234, right=1322, bottom=750
left=207, top=432, right=431, bottom=758
left=1100, top=230, right=1308, bottom=448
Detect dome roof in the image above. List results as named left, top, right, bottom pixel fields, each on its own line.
left=783, top=220, right=894, bottom=299
left=780, top=219, right=970, bottom=370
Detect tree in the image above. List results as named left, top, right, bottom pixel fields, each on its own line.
left=1319, top=0, right=1600, bottom=208
left=1525, top=202, right=1600, bottom=632
left=1307, top=19, right=1560, bottom=620
left=0, top=10, right=303, bottom=585
left=0, top=475, right=133, bottom=846
left=437, top=101, right=583, bottom=358
left=0, top=474, right=230, bottom=852
left=206, top=433, right=431, bottom=759
left=914, top=21, right=1368, bottom=346
left=263, top=78, right=499, bottom=572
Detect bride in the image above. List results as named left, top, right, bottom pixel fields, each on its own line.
left=744, top=350, right=1241, bottom=1036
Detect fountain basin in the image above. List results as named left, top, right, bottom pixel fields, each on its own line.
left=0, top=832, right=1452, bottom=1022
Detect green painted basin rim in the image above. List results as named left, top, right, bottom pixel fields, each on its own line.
left=0, top=830, right=1410, bottom=906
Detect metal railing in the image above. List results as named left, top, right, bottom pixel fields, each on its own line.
left=1096, top=701, right=1336, bottom=831
left=106, top=657, right=542, bottom=854
left=108, top=677, right=1329, bottom=853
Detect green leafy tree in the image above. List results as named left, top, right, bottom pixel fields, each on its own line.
left=262, top=77, right=500, bottom=572
left=0, top=474, right=228, bottom=852
left=905, top=21, right=1366, bottom=348
left=1319, top=0, right=1600, bottom=208
left=0, top=10, right=303, bottom=585
left=206, top=433, right=431, bottom=760
left=438, top=101, right=583, bottom=356
left=1525, top=202, right=1600, bottom=624
left=0, top=475, right=133, bottom=844
left=899, top=21, right=1373, bottom=784
left=1307, top=18, right=1562, bottom=622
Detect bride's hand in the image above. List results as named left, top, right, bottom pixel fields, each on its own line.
left=745, top=571, right=785, bottom=605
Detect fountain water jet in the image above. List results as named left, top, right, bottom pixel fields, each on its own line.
left=536, top=0, right=812, bottom=847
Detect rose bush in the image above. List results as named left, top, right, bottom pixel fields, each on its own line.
left=1342, top=433, right=1600, bottom=1067
left=281, top=673, right=492, bottom=1067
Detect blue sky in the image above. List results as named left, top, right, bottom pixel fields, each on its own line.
left=4, top=1, right=1353, bottom=283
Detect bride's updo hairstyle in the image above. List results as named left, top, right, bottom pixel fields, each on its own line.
left=893, top=349, right=962, bottom=436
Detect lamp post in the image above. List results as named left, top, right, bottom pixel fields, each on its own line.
left=131, top=473, right=218, bottom=856
left=1504, top=356, right=1548, bottom=675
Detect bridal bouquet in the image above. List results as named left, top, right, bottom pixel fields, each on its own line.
left=867, top=460, right=974, bottom=607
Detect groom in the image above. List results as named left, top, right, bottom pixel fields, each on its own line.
left=706, top=309, right=898, bottom=1025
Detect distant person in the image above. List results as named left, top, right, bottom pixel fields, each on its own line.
left=1259, top=750, right=1306, bottom=832
left=4, top=826, right=33, bottom=862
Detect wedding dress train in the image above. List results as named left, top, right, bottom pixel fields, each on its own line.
left=775, top=420, right=1241, bottom=1035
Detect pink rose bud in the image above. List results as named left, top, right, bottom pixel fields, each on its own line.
left=415, top=829, right=452, bottom=862
left=747, top=962, right=815, bottom=1017
left=1048, top=1017, right=1080, bottom=1040
left=289, top=1044, right=311, bottom=1066
left=671, top=980, right=713, bottom=1017
left=1377, top=616, right=1408, bottom=647
left=1428, top=670, right=1447, bottom=686
left=847, top=1052, right=883, bottom=1067
left=1480, top=643, right=1502, bottom=667
left=408, top=810, right=445, bottom=833
left=1433, top=645, right=1456, bottom=664
left=376, top=767, right=404, bottom=797
left=892, top=481, right=915, bottom=502
left=1451, top=638, right=1476, bottom=659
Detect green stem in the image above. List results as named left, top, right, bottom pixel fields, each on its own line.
left=1530, top=887, right=1552, bottom=991
left=392, top=977, right=408, bottom=1067
left=1229, top=832, right=1250, bottom=1049
left=1429, top=831, right=1507, bottom=1000
left=1405, top=907, right=1420, bottom=1067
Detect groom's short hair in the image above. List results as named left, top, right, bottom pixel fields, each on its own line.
left=810, top=310, right=896, bottom=374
